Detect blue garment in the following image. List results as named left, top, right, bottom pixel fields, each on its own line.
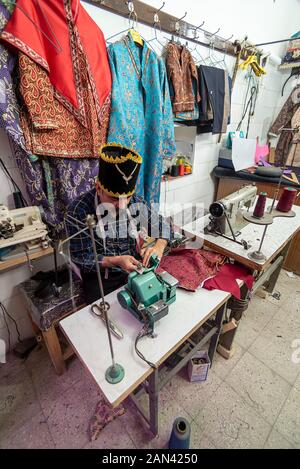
left=107, top=34, right=176, bottom=204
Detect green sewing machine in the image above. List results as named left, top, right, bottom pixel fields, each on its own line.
left=117, top=254, right=178, bottom=333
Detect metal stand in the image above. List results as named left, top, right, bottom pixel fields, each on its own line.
left=243, top=212, right=273, bottom=263
left=86, top=215, right=125, bottom=384
left=248, top=224, right=269, bottom=262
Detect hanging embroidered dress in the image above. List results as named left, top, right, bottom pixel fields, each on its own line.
left=107, top=34, right=176, bottom=204
left=1, top=0, right=112, bottom=158
left=0, top=3, right=100, bottom=237
left=0, top=2, right=26, bottom=151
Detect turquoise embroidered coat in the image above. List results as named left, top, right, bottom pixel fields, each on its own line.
left=107, top=34, right=176, bottom=204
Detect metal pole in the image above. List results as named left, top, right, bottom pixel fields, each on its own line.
left=87, top=215, right=116, bottom=368
left=254, top=37, right=295, bottom=47
left=258, top=225, right=268, bottom=253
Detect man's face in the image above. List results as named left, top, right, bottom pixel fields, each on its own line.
left=96, top=184, right=132, bottom=211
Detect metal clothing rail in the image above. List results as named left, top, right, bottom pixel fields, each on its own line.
left=82, top=0, right=237, bottom=57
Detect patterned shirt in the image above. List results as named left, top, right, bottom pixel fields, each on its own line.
left=65, top=188, right=173, bottom=273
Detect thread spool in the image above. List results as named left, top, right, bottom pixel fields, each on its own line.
left=168, top=417, right=191, bottom=449
left=253, top=192, right=267, bottom=219
left=179, top=164, right=185, bottom=176
left=277, top=187, right=298, bottom=213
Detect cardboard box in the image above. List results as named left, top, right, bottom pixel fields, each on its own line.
left=187, top=351, right=211, bottom=383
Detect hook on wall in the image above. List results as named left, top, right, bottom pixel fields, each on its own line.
left=125, top=1, right=138, bottom=28
left=222, top=34, right=234, bottom=43
left=193, top=21, right=205, bottom=39
left=209, top=27, right=221, bottom=39
left=174, top=11, right=187, bottom=34
left=154, top=1, right=165, bottom=25
left=155, top=1, right=165, bottom=14
left=125, top=1, right=134, bottom=13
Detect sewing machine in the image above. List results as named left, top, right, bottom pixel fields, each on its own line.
left=206, top=185, right=257, bottom=241
left=0, top=205, right=49, bottom=250
left=117, top=255, right=178, bottom=333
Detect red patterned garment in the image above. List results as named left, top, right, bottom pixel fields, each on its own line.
left=1, top=0, right=111, bottom=157
left=157, top=248, right=226, bottom=292
left=19, top=52, right=109, bottom=157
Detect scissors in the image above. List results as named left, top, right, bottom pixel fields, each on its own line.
left=91, top=303, right=124, bottom=340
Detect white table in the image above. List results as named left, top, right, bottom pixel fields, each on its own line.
left=181, top=201, right=300, bottom=272
left=180, top=200, right=300, bottom=358
left=60, top=285, right=232, bottom=435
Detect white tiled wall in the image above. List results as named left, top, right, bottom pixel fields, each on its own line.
left=1, top=0, right=300, bottom=349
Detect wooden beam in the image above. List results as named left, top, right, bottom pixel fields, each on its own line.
left=83, top=0, right=237, bottom=56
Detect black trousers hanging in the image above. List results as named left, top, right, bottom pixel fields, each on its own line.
left=197, top=65, right=231, bottom=135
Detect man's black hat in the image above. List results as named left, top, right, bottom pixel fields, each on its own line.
left=98, top=143, right=142, bottom=198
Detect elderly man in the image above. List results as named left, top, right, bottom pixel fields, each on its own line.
left=65, top=144, right=173, bottom=304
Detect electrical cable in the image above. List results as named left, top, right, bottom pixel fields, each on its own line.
left=0, top=157, right=28, bottom=207
left=135, top=325, right=157, bottom=369
left=236, top=85, right=258, bottom=136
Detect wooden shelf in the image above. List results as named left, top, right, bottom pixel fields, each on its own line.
left=162, top=173, right=193, bottom=182
left=0, top=246, right=54, bottom=273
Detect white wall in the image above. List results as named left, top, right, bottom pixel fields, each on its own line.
left=1, top=0, right=299, bottom=349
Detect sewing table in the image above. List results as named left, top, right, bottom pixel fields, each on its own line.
left=180, top=199, right=300, bottom=358
left=60, top=285, right=233, bottom=436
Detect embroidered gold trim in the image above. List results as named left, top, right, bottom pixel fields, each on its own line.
left=99, top=143, right=142, bottom=164
left=96, top=179, right=136, bottom=198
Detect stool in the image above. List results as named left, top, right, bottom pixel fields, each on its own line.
left=19, top=277, right=86, bottom=375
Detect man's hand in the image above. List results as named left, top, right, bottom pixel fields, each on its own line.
left=142, top=239, right=168, bottom=267
left=103, top=255, right=140, bottom=273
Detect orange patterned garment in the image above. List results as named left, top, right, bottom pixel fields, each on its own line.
left=19, top=52, right=110, bottom=158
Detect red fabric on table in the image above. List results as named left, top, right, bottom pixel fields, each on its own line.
left=157, top=248, right=226, bottom=292
left=203, top=263, right=254, bottom=299
left=1, top=0, right=111, bottom=126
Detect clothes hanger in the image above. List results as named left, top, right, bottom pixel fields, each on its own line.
left=106, top=1, right=141, bottom=44
left=212, top=35, right=233, bottom=71
left=201, top=28, right=222, bottom=66
left=164, top=11, right=187, bottom=47
left=106, top=2, right=138, bottom=44
left=189, top=22, right=206, bottom=64
left=147, top=3, right=166, bottom=53
left=202, top=41, right=218, bottom=67
left=106, top=1, right=156, bottom=53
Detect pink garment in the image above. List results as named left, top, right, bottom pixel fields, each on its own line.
left=255, top=143, right=269, bottom=164
left=157, top=248, right=226, bottom=292
left=203, top=263, right=254, bottom=299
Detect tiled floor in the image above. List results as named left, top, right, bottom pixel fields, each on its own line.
left=1, top=270, right=300, bottom=449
